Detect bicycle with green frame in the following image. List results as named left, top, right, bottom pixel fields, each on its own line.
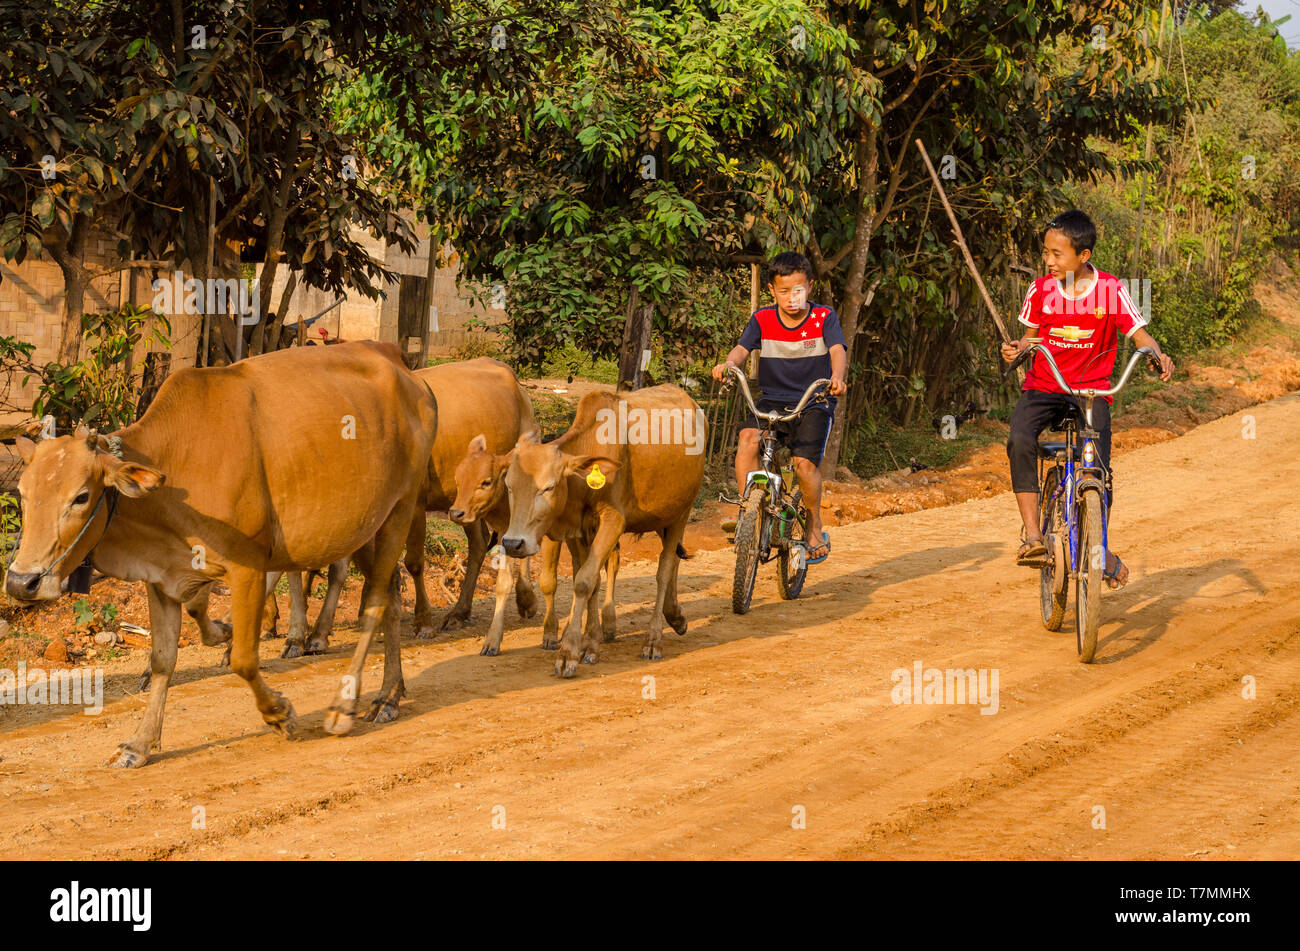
left=722, top=365, right=831, bottom=614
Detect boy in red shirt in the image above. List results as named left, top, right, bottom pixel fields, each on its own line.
left=1001, top=210, right=1174, bottom=587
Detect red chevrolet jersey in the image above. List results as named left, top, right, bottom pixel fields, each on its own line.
left=1017, top=264, right=1147, bottom=403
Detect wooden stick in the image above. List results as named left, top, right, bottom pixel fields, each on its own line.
left=914, top=139, right=1013, bottom=345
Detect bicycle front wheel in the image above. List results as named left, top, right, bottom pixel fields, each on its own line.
left=1039, top=467, right=1068, bottom=631
left=1075, top=487, right=1104, bottom=662
left=776, top=491, right=808, bottom=601
left=732, top=493, right=765, bottom=614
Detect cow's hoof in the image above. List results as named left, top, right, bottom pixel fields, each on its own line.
left=580, top=649, right=598, bottom=665
left=541, top=635, right=559, bottom=651
left=137, top=669, right=152, bottom=692
left=261, top=628, right=283, bottom=641
left=640, top=645, right=663, bottom=661
left=265, top=699, right=298, bottom=738
left=439, top=612, right=468, bottom=632
left=280, top=641, right=304, bottom=659
left=555, top=657, right=579, bottom=678
left=480, top=643, right=500, bottom=657
left=323, top=708, right=354, bottom=735
left=106, top=745, right=147, bottom=769
left=218, top=647, right=231, bottom=668
left=365, top=698, right=400, bottom=724
left=413, top=626, right=438, bottom=640
left=303, top=637, right=329, bottom=654
left=602, top=629, right=617, bottom=643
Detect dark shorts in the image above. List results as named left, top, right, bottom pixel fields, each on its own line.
left=740, top=399, right=834, bottom=466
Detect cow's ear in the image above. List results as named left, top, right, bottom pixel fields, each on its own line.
left=493, top=449, right=515, bottom=471
left=516, top=428, right=541, bottom=447
left=468, top=433, right=488, bottom=454
left=13, top=436, right=35, bottom=464
left=102, top=458, right=165, bottom=498
left=565, top=455, right=621, bottom=479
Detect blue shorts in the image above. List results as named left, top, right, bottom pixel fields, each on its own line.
left=740, top=399, right=834, bottom=466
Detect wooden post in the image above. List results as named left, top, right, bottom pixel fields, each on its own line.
left=200, top=179, right=215, bottom=367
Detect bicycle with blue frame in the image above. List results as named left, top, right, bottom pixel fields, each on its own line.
left=722, top=366, right=831, bottom=614
left=1003, top=343, right=1159, bottom=662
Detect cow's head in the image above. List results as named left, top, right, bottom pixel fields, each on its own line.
left=5, top=426, right=164, bottom=601
left=449, top=434, right=510, bottom=525
left=500, top=429, right=618, bottom=557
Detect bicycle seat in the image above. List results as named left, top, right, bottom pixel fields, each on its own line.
left=1037, top=441, right=1068, bottom=459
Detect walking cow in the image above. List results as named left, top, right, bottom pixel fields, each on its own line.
left=4, top=341, right=437, bottom=767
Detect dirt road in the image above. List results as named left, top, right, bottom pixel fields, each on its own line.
left=1, top=390, right=1297, bottom=860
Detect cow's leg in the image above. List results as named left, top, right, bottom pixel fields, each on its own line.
left=403, top=510, right=436, bottom=638
left=286, top=570, right=309, bottom=644
left=262, top=571, right=283, bottom=639
left=441, top=518, right=487, bottom=631
left=227, top=567, right=297, bottom=736
left=363, top=573, right=405, bottom=723
left=539, top=537, right=562, bottom=650
left=600, top=543, right=621, bottom=642
left=642, top=516, right=688, bottom=661
left=557, top=514, right=624, bottom=678
left=557, top=536, right=587, bottom=644
left=325, top=501, right=412, bottom=734
left=110, top=583, right=182, bottom=767
left=480, top=547, right=515, bottom=657
left=663, top=539, right=688, bottom=639
left=138, top=584, right=234, bottom=691
left=514, top=554, right=538, bottom=618
left=303, top=556, right=349, bottom=653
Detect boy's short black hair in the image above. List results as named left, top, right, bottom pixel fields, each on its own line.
left=1042, top=209, right=1096, bottom=254
left=766, top=251, right=814, bottom=284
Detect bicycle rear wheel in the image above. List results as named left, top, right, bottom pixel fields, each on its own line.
left=1075, top=487, right=1104, bottom=662
left=776, top=491, right=808, bottom=601
left=731, top=493, right=765, bottom=614
left=1039, top=467, right=1068, bottom=631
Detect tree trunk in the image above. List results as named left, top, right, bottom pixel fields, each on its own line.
left=617, top=283, right=654, bottom=391
left=53, top=214, right=91, bottom=364
left=250, top=134, right=299, bottom=356
left=821, top=126, right=880, bottom=478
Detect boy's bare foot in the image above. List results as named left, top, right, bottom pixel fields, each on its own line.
left=1104, top=551, right=1129, bottom=589
left=1016, top=535, right=1048, bottom=567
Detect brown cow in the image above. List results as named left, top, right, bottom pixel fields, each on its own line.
left=449, top=437, right=618, bottom=656
left=274, top=358, right=538, bottom=657
left=500, top=385, right=706, bottom=676
left=4, top=341, right=437, bottom=767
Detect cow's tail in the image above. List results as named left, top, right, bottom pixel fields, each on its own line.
left=676, top=542, right=692, bottom=560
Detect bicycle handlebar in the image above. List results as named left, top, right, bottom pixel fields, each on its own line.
left=725, top=366, right=831, bottom=423
left=1003, top=343, right=1157, bottom=399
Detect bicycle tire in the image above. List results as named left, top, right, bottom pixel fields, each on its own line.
left=1075, top=487, right=1104, bottom=662
left=776, top=491, right=808, bottom=601
left=731, top=493, right=764, bottom=614
left=1039, top=467, right=1068, bottom=631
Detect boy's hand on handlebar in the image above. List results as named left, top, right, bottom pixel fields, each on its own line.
left=1150, top=351, right=1175, bottom=382
left=711, top=362, right=732, bottom=382
left=829, top=376, right=846, bottom=397
left=1000, top=339, right=1027, bottom=362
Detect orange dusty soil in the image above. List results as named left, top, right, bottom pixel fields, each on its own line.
left=0, top=265, right=1298, bottom=859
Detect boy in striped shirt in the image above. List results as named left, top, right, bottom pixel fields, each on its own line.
left=1002, top=210, right=1174, bottom=586
left=711, top=252, right=847, bottom=564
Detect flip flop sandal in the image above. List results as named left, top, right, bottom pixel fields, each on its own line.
left=1016, top=537, right=1049, bottom=567
left=1104, top=554, right=1127, bottom=589
left=807, top=532, right=831, bottom=565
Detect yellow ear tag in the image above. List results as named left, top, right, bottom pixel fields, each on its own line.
left=586, top=464, right=606, bottom=489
